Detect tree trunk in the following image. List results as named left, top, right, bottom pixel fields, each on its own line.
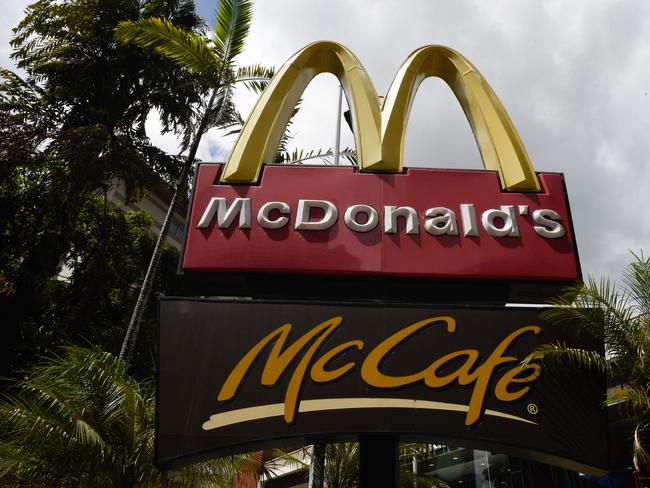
left=119, top=90, right=217, bottom=361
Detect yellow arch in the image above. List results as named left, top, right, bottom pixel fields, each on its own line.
left=380, top=45, right=540, bottom=191
left=220, top=41, right=382, bottom=183
left=221, top=42, right=540, bottom=191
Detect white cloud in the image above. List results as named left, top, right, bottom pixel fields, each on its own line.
left=0, top=0, right=30, bottom=70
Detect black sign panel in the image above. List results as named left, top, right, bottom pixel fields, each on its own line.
left=157, top=298, right=606, bottom=474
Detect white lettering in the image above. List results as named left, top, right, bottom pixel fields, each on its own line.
left=295, top=200, right=338, bottom=230
left=195, top=197, right=568, bottom=241
left=384, top=206, right=419, bottom=234
left=344, top=204, right=379, bottom=233
left=533, top=209, right=565, bottom=239
left=257, top=201, right=290, bottom=229
left=460, top=204, right=478, bottom=237
left=197, top=197, right=251, bottom=229
left=424, top=207, right=459, bottom=236
left=481, top=205, right=520, bottom=237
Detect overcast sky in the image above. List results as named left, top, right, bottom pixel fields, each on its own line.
left=2, top=0, right=649, bottom=282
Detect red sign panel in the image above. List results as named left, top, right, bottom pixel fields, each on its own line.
left=181, top=164, right=579, bottom=282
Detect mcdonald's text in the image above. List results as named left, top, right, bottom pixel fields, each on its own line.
left=197, top=197, right=565, bottom=239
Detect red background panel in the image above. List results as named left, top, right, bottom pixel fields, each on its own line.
left=182, top=164, right=382, bottom=275
left=181, top=164, right=580, bottom=282
left=379, top=170, right=578, bottom=280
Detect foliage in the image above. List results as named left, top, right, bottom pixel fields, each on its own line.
left=269, top=98, right=357, bottom=166
left=528, top=253, right=650, bottom=470
left=1, top=189, right=180, bottom=377
left=398, top=444, right=450, bottom=488
left=274, top=147, right=358, bottom=166
left=322, top=442, right=359, bottom=488
left=0, top=0, right=207, bottom=375
left=8, top=0, right=205, bottom=190
left=0, top=346, right=259, bottom=487
left=114, top=0, right=275, bottom=359
left=114, top=0, right=273, bottom=148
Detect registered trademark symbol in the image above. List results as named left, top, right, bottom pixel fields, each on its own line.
left=527, top=403, right=539, bottom=415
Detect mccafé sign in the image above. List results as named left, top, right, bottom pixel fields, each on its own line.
left=214, top=314, right=541, bottom=428
left=157, top=299, right=607, bottom=474
left=181, top=42, right=580, bottom=284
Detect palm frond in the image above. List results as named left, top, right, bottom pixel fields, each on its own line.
left=275, top=148, right=334, bottom=165
left=624, top=252, right=650, bottom=318
left=324, top=442, right=359, bottom=488
left=542, top=276, right=639, bottom=361
left=0, top=346, right=260, bottom=485
left=274, top=147, right=358, bottom=166
left=205, top=86, right=242, bottom=131
left=234, top=63, right=275, bottom=93
left=608, top=385, right=650, bottom=421
left=634, top=424, right=650, bottom=472
left=115, top=17, right=219, bottom=75
left=340, top=147, right=358, bottom=165
left=212, top=0, right=253, bottom=66
left=272, top=98, right=302, bottom=161
left=523, top=341, right=608, bottom=374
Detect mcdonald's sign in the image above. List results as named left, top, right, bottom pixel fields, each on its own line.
left=163, top=43, right=606, bottom=476
left=181, top=42, right=580, bottom=289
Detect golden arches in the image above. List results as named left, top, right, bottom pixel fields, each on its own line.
left=380, top=46, right=540, bottom=190
left=221, top=41, right=541, bottom=191
left=220, top=42, right=382, bottom=183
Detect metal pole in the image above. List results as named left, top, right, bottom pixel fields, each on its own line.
left=308, top=443, right=325, bottom=488
left=412, top=453, right=418, bottom=488
left=334, top=85, right=343, bottom=164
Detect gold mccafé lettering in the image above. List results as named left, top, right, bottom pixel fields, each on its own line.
left=197, top=198, right=566, bottom=239
left=216, top=316, right=542, bottom=427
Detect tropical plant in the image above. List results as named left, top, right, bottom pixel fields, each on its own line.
left=0, top=346, right=260, bottom=487
left=0, top=0, right=205, bottom=376
left=527, top=253, right=650, bottom=472
left=272, top=100, right=358, bottom=165
left=321, top=442, right=360, bottom=488
left=114, top=0, right=274, bottom=360
left=274, top=147, right=358, bottom=166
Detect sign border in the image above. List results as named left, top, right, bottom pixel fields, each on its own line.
left=156, top=296, right=604, bottom=475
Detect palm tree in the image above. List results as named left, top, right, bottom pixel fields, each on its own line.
left=528, top=253, right=650, bottom=472
left=114, top=0, right=274, bottom=360
left=320, top=442, right=360, bottom=488
left=0, top=346, right=260, bottom=487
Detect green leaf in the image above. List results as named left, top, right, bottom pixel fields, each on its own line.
left=234, top=63, right=275, bottom=93
left=212, top=0, right=253, bottom=66
left=115, top=17, right=219, bottom=76
left=524, top=341, right=608, bottom=375
left=0, top=346, right=260, bottom=486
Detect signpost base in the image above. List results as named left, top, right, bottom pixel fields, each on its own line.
left=359, top=435, right=399, bottom=488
